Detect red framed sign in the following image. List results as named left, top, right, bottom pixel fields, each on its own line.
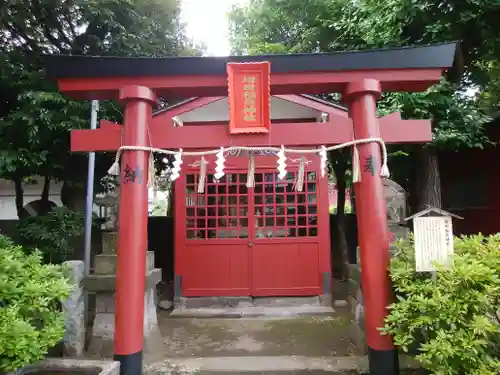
left=227, top=62, right=271, bottom=134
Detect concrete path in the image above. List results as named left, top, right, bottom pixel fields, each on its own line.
left=158, top=310, right=359, bottom=358
left=145, top=355, right=422, bottom=374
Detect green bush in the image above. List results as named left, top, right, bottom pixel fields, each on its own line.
left=382, top=234, right=500, bottom=375
left=17, top=207, right=85, bottom=264
left=0, top=235, right=71, bottom=372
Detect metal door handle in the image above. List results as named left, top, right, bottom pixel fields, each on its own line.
left=248, top=241, right=253, bottom=247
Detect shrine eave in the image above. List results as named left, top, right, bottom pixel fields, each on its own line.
left=44, top=42, right=458, bottom=100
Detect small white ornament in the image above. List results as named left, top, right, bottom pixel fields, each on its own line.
left=214, top=147, right=226, bottom=180
left=277, top=145, right=287, bottom=180
left=319, top=146, right=327, bottom=178
left=169, top=149, right=183, bottom=182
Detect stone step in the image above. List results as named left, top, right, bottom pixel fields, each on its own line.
left=169, top=305, right=335, bottom=318
left=175, top=296, right=330, bottom=309
left=145, top=355, right=422, bottom=374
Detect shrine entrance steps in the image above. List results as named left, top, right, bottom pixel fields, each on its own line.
left=145, top=307, right=421, bottom=374
left=170, top=296, right=334, bottom=318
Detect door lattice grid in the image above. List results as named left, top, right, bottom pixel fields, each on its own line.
left=186, top=173, right=249, bottom=240
left=254, top=172, right=317, bottom=238
left=185, top=171, right=318, bottom=240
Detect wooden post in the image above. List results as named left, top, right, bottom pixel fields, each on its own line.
left=344, top=79, right=399, bottom=375
left=114, top=85, right=157, bottom=375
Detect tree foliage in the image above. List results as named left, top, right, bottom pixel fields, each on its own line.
left=17, top=207, right=89, bottom=264
left=229, top=0, right=499, bottom=145
left=0, top=0, right=200, bottom=217
left=229, top=0, right=500, bottom=209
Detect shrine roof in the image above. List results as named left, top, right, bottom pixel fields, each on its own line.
left=153, top=94, right=347, bottom=117
left=45, top=42, right=458, bottom=79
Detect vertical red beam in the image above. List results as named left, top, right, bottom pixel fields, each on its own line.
left=343, top=79, right=399, bottom=375
left=114, top=85, right=157, bottom=375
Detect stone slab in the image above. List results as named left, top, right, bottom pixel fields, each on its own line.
left=94, top=251, right=155, bottom=275
left=85, top=268, right=162, bottom=292
left=146, top=355, right=420, bottom=374
left=62, top=260, right=85, bottom=358
left=10, top=359, right=120, bottom=375
left=169, top=306, right=335, bottom=318
left=175, top=296, right=330, bottom=310
left=158, top=313, right=358, bottom=358
left=253, top=297, right=321, bottom=307
left=101, top=231, right=118, bottom=254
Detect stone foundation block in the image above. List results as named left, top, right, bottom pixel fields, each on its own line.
left=94, top=251, right=155, bottom=275
left=62, top=261, right=85, bottom=357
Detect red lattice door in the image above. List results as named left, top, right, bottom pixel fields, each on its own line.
left=251, top=169, right=322, bottom=296
left=175, top=156, right=326, bottom=297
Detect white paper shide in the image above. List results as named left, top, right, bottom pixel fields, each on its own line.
left=414, top=216, right=454, bottom=272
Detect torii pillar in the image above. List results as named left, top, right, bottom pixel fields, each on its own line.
left=343, top=79, right=397, bottom=375
left=113, top=86, right=156, bottom=375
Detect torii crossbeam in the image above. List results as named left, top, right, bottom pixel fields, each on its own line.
left=71, top=110, right=431, bottom=151
left=45, top=42, right=457, bottom=375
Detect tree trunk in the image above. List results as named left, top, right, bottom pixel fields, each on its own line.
left=40, top=176, right=52, bottom=215
left=332, top=153, right=350, bottom=281
left=416, top=146, right=442, bottom=210
left=13, top=175, right=28, bottom=220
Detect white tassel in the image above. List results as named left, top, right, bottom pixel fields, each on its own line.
left=246, top=153, right=255, bottom=188
left=277, top=145, right=287, bottom=180
left=107, top=160, right=120, bottom=176
left=197, top=157, right=208, bottom=193
left=214, top=147, right=226, bottom=180
left=170, top=148, right=183, bottom=182
left=380, top=163, right=390, bottom=178
left=319, top=146, right=327, bottom=178
left=352, top=145, right=361, bottom=183
left=295, top=157, right=306, bottom=192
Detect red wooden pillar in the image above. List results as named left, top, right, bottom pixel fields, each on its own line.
left=114, top=86, right=157, bottom=375
left=344, top=79, right=399, bottom=375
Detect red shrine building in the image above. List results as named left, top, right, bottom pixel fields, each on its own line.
left=46, top=43, right=457, bottom=375
left=136, top=94, right=432, bottom=299
left=169, top=95, right=346, bottom=298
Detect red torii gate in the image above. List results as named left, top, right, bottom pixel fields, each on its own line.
left=45, top=42, right=457, bottom=375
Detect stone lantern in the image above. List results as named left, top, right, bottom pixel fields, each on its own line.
left=86, top=176, right=163, bottom=362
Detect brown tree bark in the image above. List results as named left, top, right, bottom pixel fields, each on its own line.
left=39, top=176, right=52, bottom=215
left=13, top=175, right=28, bottom=220
left=416, top=146, right=442, bottom=210
left=332, top=151, right=350, bottom=281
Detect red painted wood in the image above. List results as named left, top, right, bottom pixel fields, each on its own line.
left=100, top=119, right=122, bottom=130
left=227, top=62, right=271, bottom=134
left=71, top=116, right=432, bottom=152
left=175, top=155, right=327, bottom=297
left=182, top=243, right=251, bottom=296
left=344, top=79, right=394, bottom=351
left=57, top=68, right=443, bottom=100
left=113, top=86, right=156, bottom=357
left=440, top=146, right=500, bottom=235
left=251, top=242, right=321, bottom=296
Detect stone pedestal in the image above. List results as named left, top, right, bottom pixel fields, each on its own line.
left=86, top=231, right=163, bottom=362
left=62, top=261, right=85, bottom=357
